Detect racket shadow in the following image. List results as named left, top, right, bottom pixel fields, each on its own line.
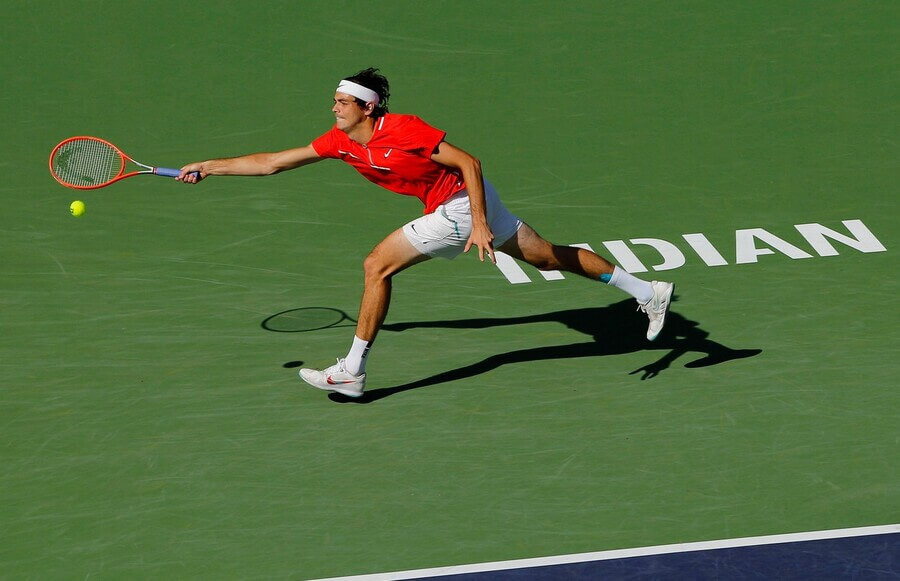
left=262, top=307, right=357, bottom=333
left=329, top=298, right=762, bottom=404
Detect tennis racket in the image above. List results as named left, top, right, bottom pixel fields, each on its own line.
left=49, top=136, right=196, bottom=189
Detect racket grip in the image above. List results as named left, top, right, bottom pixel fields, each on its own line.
left=154, top=167, right=200, bottom=179
left=154, top=167, right=183, bottom=178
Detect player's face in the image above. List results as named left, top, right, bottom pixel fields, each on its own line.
left=332, top=92, right=370, bottom=132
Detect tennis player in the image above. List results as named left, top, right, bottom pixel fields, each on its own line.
left=177, top=68, right=674, bottom=398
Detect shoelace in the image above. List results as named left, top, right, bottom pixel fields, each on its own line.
left=638, top=297, right=661, bottom=316
left=326, top=358, right=348, bottom=374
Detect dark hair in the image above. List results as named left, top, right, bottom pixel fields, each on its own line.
left=344, top=67, right=390, bottom=118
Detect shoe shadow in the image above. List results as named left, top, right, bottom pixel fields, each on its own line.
left=327, top=298, right=762, bottom=404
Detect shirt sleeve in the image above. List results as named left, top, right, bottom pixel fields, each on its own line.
left=310, top=127, right=341, bottom=159
left=399, top=116, right=447, bottom=156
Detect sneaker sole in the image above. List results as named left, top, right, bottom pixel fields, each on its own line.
left=319, top=384, right=364, bottom=398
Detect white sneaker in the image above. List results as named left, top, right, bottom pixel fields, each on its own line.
left=639, top=281, right=674, bottom=341
left=299, top=358, right=366, bottom=397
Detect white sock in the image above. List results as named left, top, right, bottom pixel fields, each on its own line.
left=344, top=335, right=372, bottom=376
left=607, top=266, right=654, bottom=304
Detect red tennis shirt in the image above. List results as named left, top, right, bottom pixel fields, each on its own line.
left=311, top=113, right=466, bottom=214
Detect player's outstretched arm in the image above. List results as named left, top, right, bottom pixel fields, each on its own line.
left=176, top=145, right=323, bottom=183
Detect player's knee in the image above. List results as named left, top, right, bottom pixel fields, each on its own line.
left=524, top=256, right=559, bottom=271
left=531, top=246, right=566, bottom=271
left=363, top=251, right=393, bottom=281
left=362, top=253, right=384, bottom=278
left=539, top=261, right=564, bottom=271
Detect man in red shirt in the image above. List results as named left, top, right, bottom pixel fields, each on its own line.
left=177, top=68, right=673, bottom=398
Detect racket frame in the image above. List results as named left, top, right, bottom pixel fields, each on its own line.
left=49, top=136, right=182, bottom=190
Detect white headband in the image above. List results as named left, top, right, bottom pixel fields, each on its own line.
left=336, top=80, right=380, bottom=106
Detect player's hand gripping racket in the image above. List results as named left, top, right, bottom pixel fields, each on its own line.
left=49, top=136, right=196, bottom=189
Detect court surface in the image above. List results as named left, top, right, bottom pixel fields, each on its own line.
left=2, top=1, right=898, bottom=579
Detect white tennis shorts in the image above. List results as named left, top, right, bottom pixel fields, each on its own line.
left=402, top=179, right=523, bottom=259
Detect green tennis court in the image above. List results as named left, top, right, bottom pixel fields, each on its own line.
left=2, top=1, right=897, bottom=578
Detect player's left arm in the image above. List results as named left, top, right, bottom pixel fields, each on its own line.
left=430, top=141, right=495, bottom=263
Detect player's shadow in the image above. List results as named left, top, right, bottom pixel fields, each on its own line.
left=328, top=298, right=762, bottom=404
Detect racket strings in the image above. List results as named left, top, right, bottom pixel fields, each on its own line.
left=52, top=139, right=122, bottom=187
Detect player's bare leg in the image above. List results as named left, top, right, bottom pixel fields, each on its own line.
left=356, top=228, right=431, bottom=342
left=498, top=223, right=673, bottom=340
left=497, top=223, right=615, bottom=279
left=299, top=228, right=429, bottom=396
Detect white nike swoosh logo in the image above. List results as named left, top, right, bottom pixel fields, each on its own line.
left=384, top=149, right=392, bottom=158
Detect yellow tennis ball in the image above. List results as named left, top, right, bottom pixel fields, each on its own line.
left=70, top=200, right=85, bottom=217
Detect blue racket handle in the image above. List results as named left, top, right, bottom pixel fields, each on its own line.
left=154, top=167, right=199, bottom=179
